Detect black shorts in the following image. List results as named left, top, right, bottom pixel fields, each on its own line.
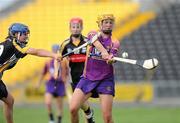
left=71, top=82, right=78, bottom=92
left=51, top=92, right=60, bottom=98
left=0, top=80, right=8, bottom=99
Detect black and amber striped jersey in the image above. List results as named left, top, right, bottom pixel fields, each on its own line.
left=0, top=38, right=28, bottom=73
left=60, top=35, right=88, bottom=84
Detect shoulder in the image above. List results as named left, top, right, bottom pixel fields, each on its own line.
left=111, top=35, right=119, bottom=44
left=81, top=35, right=88, bottom=42
left=112, top=39, right=120, bottom=45
left=59, top=38, right=71, bottom=54
left=87, top=30, right=98, bottom=39
left=1, top=39, right=13, bottom=47
left=111, top=36, right=120, bottom=48
left=64, top=38, right=70, bottom=41
left=60, top=38, right=70, bottom=47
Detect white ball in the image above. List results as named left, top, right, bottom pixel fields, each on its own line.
left=122, top=52, right=128, bottom=58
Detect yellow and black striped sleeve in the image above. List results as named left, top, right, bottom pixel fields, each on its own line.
left=59, top=39, right=70, bottom=56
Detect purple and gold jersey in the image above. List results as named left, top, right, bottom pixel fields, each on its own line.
left=43, top=59, right=62, bottom=82
left=43, top=59, right=65, bottom=97
left=84, top=31, right=120, bottom=81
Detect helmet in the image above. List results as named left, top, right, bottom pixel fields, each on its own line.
left=96, top=14, right=115, bottom=26
left=8, top=23, right=30, bottom=36
left=69, top=17, right=83, bottom=25
left=52, top=44, right=60, bottom=53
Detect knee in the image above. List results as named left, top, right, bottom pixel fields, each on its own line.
left=5, top=95, right=14, bottom=108
left=9, top=97, right=14, bottom=107
left=103, top=112, right=113, bottom=123
left=8, top=95, right=14, bottom=105
left=45, top=102, right=51, bottom=108
left=70, top=104, right=78, bottom=116
left=11, top=97, right=14, bottom=105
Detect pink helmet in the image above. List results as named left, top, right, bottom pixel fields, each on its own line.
left=69, top=17, right=83, bottom=25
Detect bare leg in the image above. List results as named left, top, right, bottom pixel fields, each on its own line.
left=1, top=93, right=14, bottom=123
left=70, top=88, right=91, bottom=123
left=45, top=93, right=54, bottom=122
left=99, top=94, right=113, bottom=123
left=55, top=96, right=63, bottom=123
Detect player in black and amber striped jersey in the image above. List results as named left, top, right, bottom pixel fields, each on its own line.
left=59, top=18, right=95, bottom=123
left=0, top=23, right=61, bottom=123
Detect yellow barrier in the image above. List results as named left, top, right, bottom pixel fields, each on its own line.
left=21, top=82, right=153, bottom=103
left=114, top=82, right=153, bottom=102
left=0, top=1, right=139, bottom=85
left=113, top=12, right=156, bottom=40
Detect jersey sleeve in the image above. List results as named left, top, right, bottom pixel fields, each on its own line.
left=59, top=40, right=69, bottom=56
left=110, top=39, right=120, bottom=57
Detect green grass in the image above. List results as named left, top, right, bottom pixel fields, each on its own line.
left=0, top=104, right=180, bottom=123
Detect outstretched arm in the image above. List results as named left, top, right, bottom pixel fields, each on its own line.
left=60, top=58, right=69, bottom=83
left=26, top=48, right=62, bottom=61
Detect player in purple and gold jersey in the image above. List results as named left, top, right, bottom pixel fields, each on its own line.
left=70, top=14, right=120, bottom=123
left=36, top=44, right=66, bottom=123
left=0, top=23, right=61, bottom=123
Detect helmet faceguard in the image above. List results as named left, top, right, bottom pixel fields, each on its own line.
left=8, top=23, right=30, bottom=48
left=96, top=14, right=115, bottom=34
left=96, top=14, right=115, bottom=26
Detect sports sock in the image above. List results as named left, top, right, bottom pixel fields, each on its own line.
left=49, top=113, right=54, bottom=121
left=84, top=107, right=91, bottom=115
left=57, top=116, right=62, bottom=123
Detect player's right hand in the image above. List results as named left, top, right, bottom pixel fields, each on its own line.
left=54, top=53, right=62, bottom=61
left=106, top=54, right=114, bottom=64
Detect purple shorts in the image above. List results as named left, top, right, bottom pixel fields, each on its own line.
left=46, top=80, right=65, bottom=97
left=76, top=76, right=115, bottom=98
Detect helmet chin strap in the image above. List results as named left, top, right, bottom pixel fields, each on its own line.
left=15, top=32, right=27, bottom=48
left=17, top=32, right=20, bottom=40
left=72, top=34, right=81, bottom=38
left=100, top=26, right=112, bottom=35
left=102, top=30, right=112, bottom=35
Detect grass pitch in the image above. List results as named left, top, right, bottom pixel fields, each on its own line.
left=0, top=104, right=180, bottom=123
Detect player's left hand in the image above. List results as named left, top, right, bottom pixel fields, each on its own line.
left=106, top=54, right=115, bottom=64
